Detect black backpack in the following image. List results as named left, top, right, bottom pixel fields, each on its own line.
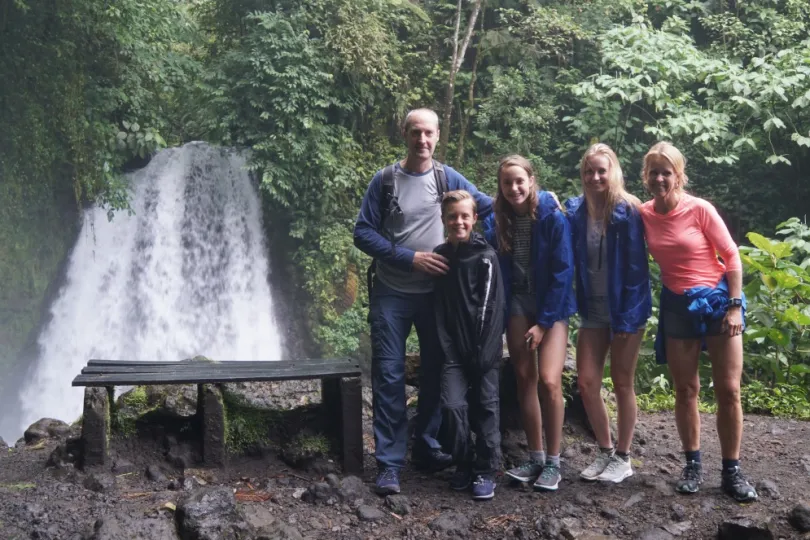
left=366, top=161, right=449, bottom=294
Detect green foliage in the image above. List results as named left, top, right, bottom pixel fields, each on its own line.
left=222, top=390, right=280, bottom=453
left=740, top=218, right=810, bottom=387
left=0, top=483, right=36, bottom=491
left=740, top=380, right=810, bottom=419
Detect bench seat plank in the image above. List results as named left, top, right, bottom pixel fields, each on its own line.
left=81, top=360, right=358, bottom=375
left=87, top=358, right=350, bottom=367
left=73, top=364, right=360, bottom=386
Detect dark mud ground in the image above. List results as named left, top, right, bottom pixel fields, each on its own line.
left=1, top=392, right=809, bottom=539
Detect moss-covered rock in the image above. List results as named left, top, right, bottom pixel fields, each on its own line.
left=279, top=430, right=330, bottom=469
left=221, top=388, right=281, bottom=454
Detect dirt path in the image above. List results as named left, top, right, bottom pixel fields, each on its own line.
left=0, top=411, right=807, bottom=539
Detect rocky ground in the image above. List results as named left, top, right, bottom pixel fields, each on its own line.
left=1, top=380, right=809, bottom=540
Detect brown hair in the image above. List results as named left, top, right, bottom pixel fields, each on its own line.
left=494, top=154, right=538, bottom=254
left=641, top=141, right=689, bottom=194
left=580, top=143, right=640, bottom=232
left=441, top=189, right=477, bottom=218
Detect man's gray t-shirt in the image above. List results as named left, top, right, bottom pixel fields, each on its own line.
left=376, top=165, right=445, bottom=294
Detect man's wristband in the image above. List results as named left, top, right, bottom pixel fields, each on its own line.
left=728, top=297, right=743, bottom=308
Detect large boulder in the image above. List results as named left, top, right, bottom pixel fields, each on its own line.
left=176, top=487, right=251, bottom=540
left=24, top=418, right=70, bottom=444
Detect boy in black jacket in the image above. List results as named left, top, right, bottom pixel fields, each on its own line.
left=434, top=190, right=505, bottom=500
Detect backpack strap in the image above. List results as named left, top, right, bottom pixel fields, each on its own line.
left=379, top=164, right=397, bottom=224
left=368, top=164, right=397, bottom=295
left=433, top=160, right=448, bottom=200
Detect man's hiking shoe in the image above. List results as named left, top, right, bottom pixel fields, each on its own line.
left=533, top=464, right=562, bottom=491
left=596, top=455, right=633, bottom=483
left=675, top=460, right=702, bottom=494
left=412, top=447, right=453, bottom=472
left=721, top=466, right=758, bottom=502
left=505, top=459, right=544, bottom=483
left=471, top=475, right=496, bottom=500
left=580, top=451, right=613, bottom=481
left=449, top=465, right=473, bottom=491
left=375, top=468, right=400, bottom=495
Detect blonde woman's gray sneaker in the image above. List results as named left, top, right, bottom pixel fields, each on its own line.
left=580, top=451, right=613, bottom=481
left=533, top=463, right=561, bottom=491
left=596, top=455, right=633, bottom=483
left=505, top=460, right=544, bottom=483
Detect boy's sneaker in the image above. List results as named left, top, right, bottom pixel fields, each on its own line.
left=412, top=447, right=454, bottom=472
left=471, top=475, right=496, bottom=500
left=505, top=459, right=544, bottom=483
left=580, top=451, right=613, bottom=481
left=596, top=455, right=634, bottom=483
left=721, top=466, right=758, bottom=502
left=449, top=464, right=473, bottom=491
left=375, top=468, right=400, bottom=495
left=533, top=464, right=561, bottom=491
left=675, top=460, right=702, bottom=494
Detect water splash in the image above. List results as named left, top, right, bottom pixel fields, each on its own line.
left=6, top=142, right=283, bottom=440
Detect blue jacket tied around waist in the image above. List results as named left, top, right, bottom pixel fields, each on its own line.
left=655, top=277, right=746, bottom=364
left=564, top=196, right=652, bottom=334
left=483, top=191, right=576, bottom=329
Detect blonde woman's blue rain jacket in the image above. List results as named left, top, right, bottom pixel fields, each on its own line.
left=564, top=195, right=652, bottom=334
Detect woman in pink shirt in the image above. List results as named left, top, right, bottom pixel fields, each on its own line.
left=639, top=142, right=757, bottom=503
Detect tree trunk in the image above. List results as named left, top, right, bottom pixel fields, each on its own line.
left=438, top=0, right=484, bottom=162
left=456, top=42, right=480, bottom=165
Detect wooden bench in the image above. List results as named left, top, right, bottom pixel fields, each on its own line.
left=72, top=358, right=363, bottom=473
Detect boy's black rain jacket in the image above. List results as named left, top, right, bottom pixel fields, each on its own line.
left=434, top=232, right=505, bottom=372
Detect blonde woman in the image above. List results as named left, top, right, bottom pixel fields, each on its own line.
left=564, top=143, right=652, bottom=483
left=639, top=142, right=757, bottom=502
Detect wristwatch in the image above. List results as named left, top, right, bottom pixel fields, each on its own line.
left=727, top=297, right=743, bottom=308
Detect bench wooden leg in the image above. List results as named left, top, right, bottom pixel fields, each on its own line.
left=81, top=386, right=112, bottom=468
left=198, top=384, right=226, bottom=467
left=322, top=376, right=363, bottom=475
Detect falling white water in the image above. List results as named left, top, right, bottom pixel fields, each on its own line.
left=11, top=142, right=283, bottom=436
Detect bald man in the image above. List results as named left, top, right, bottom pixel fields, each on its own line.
left=354, top=109, right=493, bottom=494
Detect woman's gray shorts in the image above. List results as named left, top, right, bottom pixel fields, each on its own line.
left=510, top=293, right=535, bottom=318
left=580, top=296, right=610, bottom=329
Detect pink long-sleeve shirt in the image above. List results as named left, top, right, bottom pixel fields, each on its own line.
left=639, top=194, right=741, bottom=293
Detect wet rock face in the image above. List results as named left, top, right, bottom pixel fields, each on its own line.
left=47, top=436, right=82, bottom=469
left=92, top=512, right=179, bottom=540
left=717, top=515, right=775, bottom=540
left=789, top=503, right=810, bottom=533
left=24, top=418, right=70, bottom=444
left=301, top=475, right=370, bottom=506
left=147, top=385, right=199, bottom=419
left=429, top=512, right=470, bottom=535
left=176, top=486, right=251, bottom=540
left=83, top=473, right=116, bottom=493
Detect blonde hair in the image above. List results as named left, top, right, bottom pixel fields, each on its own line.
left=494, top=154, right=538, bottom=254
left=641, top=141, right=689, bottom=194
left=441, top=189, right=477, bottom=218
left=580, top=143, right=640, bottom=231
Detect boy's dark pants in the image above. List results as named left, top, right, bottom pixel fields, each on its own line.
left=441, top=358, right=501, bottom=475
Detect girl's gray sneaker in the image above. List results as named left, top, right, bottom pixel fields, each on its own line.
left=504, top=459, right=544, bottom=483
left=533, top=463, right=561, bottom=491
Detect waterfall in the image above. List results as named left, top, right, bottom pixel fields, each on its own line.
left=3, top=142, right=283, bottom=441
